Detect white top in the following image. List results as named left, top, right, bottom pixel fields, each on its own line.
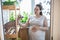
left=29, top=15, right=46, bottom=40
left=29, top=15, right=46, bottom=27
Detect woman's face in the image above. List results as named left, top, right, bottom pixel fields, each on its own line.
left=34, top=6, right=41, bottom=15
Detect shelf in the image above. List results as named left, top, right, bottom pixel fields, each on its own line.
left=2, top=5, right=20, bottom=40
left=2, top=5, right=8, bottom=9
left=2, top=5, right=20, bottom=10
left=5, top=34, right=17, bottom=38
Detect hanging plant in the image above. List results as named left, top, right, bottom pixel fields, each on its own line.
left=2, top=0, right=16, bottom=5
left=9, top=12, right=15, bottom=22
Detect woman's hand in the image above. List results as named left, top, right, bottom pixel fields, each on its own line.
left=31, top=25, right=40, bottom=32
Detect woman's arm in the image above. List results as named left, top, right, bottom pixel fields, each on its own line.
left=32, top=17, right=48, bottom=32
left=39, top=17, right=48, bottom=31
left=17, top=15, right=30, bottom=28
left=31, top=17, right=48, bottom=32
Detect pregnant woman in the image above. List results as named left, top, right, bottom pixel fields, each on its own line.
left=18, top=4, right=48, bottom=40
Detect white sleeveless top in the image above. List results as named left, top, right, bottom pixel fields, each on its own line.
left=29, top=15, right=46, bottom=40
left=29, top=15, right=45, bottom=27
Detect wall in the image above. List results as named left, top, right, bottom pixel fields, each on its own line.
left=53, top=0, right=60, bottom=40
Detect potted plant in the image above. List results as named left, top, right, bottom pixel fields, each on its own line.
left=20, top=11, right=28, bottom=23
left=2, top=0, right=17, bottom=5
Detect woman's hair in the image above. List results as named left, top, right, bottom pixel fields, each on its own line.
left=36, top=4, right=43, bottom=15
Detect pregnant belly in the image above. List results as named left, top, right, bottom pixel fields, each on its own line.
left=29, top=27, right=45, bottom=40
left=29, top=26, right=45, bottom=36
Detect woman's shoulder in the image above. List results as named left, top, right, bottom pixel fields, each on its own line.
left=42, top=15, right=47, bottom=18
left=42, top=15, right=47, bottom=20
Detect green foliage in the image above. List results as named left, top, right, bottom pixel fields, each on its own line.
left=5, top=0, right=16, bottom=2
left=9, top=12, right=15, bottom=22
left=3, top=1, right=15, bottom=5
left=20, top=11, right=28, bottom=23
left=2, top=0, right=16, bottom=5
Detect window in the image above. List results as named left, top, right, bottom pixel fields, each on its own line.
left=20, top=0, right=32, bottom=16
